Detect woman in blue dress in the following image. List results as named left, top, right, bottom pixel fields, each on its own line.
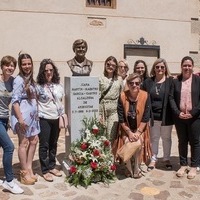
left=11, top=53, right=40, bottom=185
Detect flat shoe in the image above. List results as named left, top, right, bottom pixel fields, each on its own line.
left=164, top=160, right=172, bottom=170
left=147, top=161, right=156, bottom=171
left=133, top=171, right=144, bottom=179
left=187, top=167, right=196, bottom=179
left=49, top=169, right=62, bottom=177
left=43, top=173, right=53, bottom=182
left=176, top=166, right=188, bottom=177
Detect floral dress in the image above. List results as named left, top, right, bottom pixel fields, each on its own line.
left=11, top=75, right=40, bottom=137
left=99, top=76, right=123, bottom=141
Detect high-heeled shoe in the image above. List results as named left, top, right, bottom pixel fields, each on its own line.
left=28, top=169, right=38, bottom=182
left=20, top=170, right=35, bottom=185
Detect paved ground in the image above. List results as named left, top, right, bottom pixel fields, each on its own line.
left=0, top=128, right=200, bottom=200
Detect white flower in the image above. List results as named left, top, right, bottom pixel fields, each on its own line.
left=80, top=151, right=89, bottom=159
left=89, top=139, right=101, bottom=148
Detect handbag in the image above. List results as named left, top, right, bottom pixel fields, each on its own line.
left=117, top=137, right=142, bottom=162
left=59, top=113, right=68, bottom=129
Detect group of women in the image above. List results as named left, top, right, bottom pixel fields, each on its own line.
left=1, top=53, right=200, bottom=194
left=0, top=54, right=64, bottom=194
left=100, top=55, right=200, bottom=180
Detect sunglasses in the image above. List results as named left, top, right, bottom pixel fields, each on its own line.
left=155, top=65, right=165, bottom=70
left=128, top=81, right=140, bottom=86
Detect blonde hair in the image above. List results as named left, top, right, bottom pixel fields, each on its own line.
left=150, top=58, right=171, bottom=77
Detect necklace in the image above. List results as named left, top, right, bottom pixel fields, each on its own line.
left=155, top=83, right=163, bottom=95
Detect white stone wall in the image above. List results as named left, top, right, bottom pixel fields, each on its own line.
left=0, top=0, right=199, bottom=82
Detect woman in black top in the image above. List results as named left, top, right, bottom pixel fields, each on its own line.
left=142, top=58, right=174, bottom=170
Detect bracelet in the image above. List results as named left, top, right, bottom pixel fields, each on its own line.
left=137, top=128, right=143, bottom=134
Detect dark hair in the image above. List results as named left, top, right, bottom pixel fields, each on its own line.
left=133, top=60, right=149, bottom=80
left=37, top=58, right=60, bottom=85
left=1, top=55, right=17, bottom=69
left=181, top=56, right=194, bottom=66
left=18, top=53, right=35, bottom=100
left=72, top=39, right=88, bottom=52
left=103, top=56, right=118, bottom=79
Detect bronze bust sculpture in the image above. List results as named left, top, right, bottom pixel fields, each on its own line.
left=67, top=39, right=93, bottom=76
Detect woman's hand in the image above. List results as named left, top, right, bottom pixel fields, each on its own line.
left=17, top=120, right=28, bottom=134
left=128, top=132, right=140, bottom=142
left=179, top=112, right=192, bottom=119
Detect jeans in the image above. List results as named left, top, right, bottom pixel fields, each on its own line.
left=0, top=118, right=15, bottom=182
left=150, top=120, right=173, bottom=161
left=39, top=118, right=60, bottom=174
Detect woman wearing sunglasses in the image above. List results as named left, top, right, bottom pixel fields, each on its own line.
left=99, top=56, right=123, bottom=143
left=117, top=73, right=151, bottom=178
left=142, top=58, right=174, bottom=171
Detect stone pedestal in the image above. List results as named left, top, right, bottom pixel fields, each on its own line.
left=64, top=76, right=99, bottom=156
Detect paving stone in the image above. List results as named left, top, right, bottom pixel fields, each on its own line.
left=33, top=183, right=48, bottom=189
left=170, top=181, right=184, bottom=188
left=187, top=186, right=200, bottom=194
left=54, top=182, right=68, bottom=191
left=154, top=190, right=170, bottom=200
left=0, top=191, right=9, bottom=200
left=149, top=170, right=165, bottom=178
left=151, top=180, right=165, bottom=186
left=140, top=187, right=160, bottom=196
left=188, top=179, right=200, bottom=185
left=128, top=192, right=144, bottom=200
left=72, top=195, right=95, bottom=200
left=39, top=190, right=58, bottom=198
left=62, top=190, right=77, bottom=197
left=22, top=187, right=34, bottom=195
left=135, top=183, right=149, bottom=190
left=178, top=191, right=193, bottom=199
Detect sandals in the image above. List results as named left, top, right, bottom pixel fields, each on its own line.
left=133, top=169, right=145, bottom=179
left=176, top=166, right=188, bottom=177
left=49, top=169, right=62, bottom=177
left=187, top=167, right=197, bottom=179
left=147, top=161, right=156, bottom=171
left=43, top=173, right=53, bottom=182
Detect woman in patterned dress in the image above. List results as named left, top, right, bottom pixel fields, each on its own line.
left=11, top=53, right=40, bottom=185
left=99, top=56, right=123, bottom=142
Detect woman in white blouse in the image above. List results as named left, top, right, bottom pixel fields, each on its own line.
left=36, top=59, right=64, bottom=182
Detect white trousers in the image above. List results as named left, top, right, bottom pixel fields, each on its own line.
left=150, top=120, right=173, bottom=161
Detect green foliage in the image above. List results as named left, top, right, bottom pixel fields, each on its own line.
left=66, top=117, right=116, bottom=188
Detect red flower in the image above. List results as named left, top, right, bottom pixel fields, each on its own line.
left=110, top=164, right=116, bottom=171
left=80, top=142, right=88, bottom=150
left=93, top=149, right=100, bottom=157
left=90, top=161, right=98, bottom=169
left=92, top=124, right=99, bottom=134
left=70, top=166, right=77, bottom=174
left=104, top=140, right=110, bottom=147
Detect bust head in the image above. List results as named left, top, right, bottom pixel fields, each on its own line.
left=73, top=39, right=88, bottom=59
